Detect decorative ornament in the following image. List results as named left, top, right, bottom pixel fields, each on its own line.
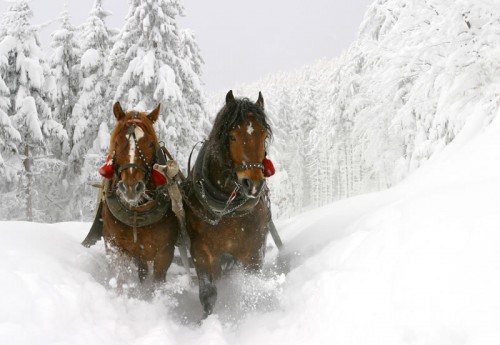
left=152, top=168, right=167, bottom=186
left=263, top=158, right=275, bottom=177
left=99, top=156, right=115, bottom=179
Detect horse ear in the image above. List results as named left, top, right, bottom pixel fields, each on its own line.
left=148, top=104, right=161, bottom=123
left=226, top=90, right=235, bottom=104
left=113, top=101, right=126, bottom=121
left=256, top=91, right=264, bottom=110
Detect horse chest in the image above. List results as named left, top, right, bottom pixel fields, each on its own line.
left=103, top=208, right=175, bottom=260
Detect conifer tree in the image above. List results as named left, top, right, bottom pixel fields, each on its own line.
left=0, top=74, right=20, bottom=177
left=66, top=0, right=114, bottom=220
left=69, top=0, right=112, bottom=174
left=50, top=7, right=80, bottom=157
left=109, top=0, right=208, bottom=166
left=0, top=0, right=66, bottom=221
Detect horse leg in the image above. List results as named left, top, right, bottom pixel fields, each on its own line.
left=198, top=271, right=217, bottom=319
left=134, top=257, right=148, bottom=283
left=104, top=244, right=136, bottom=292
left=152, top=245, right=174, bottom=283
left=239, top=251, right=264, bottom=274
left=193, top=253, right=221, bottom=319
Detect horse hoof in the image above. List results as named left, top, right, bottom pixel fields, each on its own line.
left=200, top=283, right=217, bottom=318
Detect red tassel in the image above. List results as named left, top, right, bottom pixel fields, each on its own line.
left=152, top=168, right=167, bottom=186
left=263, top=158, right=275, bottom=177
left=99, top=156, right=115, bottom=179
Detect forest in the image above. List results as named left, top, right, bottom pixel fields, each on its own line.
left=1, top=0, right=499, bottom=222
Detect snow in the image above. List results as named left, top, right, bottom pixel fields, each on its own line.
left=1, top=98, right=500, bottom=345
left=80, top=48, right=100, bottom=70
left=12, top=96, right=43, bottom=143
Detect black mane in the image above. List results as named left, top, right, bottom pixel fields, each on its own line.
left=206, top=97, right=272, bottom=164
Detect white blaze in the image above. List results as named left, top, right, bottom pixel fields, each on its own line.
left=128, top=126, right=145, bottom=173
left=247, top=122, right=254, bottom=135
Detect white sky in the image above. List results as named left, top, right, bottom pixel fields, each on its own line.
left=0, top=0, right=373, bottom=92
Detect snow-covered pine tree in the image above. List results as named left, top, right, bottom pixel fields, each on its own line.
left=0, top=74, right=20, bottom=179
left=219, top=0, right=500, bottom=219
left=67, top=0, right=114, bottom=220
left=179, top=28, right=211, bottom=136
left=0, top=0, right=67, bottom=221
left=109, top=0, right=208, bottom=168
left=69, top=0, right=113, bottom=169
left=50, top=7, right=80, bottom=157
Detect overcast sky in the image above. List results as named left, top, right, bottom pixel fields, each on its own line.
left=0, top=0, right=373, bottom=92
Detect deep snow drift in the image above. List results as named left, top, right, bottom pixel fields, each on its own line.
left=1, top=111, right=500, bottom=344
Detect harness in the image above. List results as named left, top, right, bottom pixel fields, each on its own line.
left=100, top=111, right=172, bottom=238
left=89, top=108, right=193, bottom=278
left=182, top=142, right=267, bottom=226
left=104, top=178, right=171, bottom=229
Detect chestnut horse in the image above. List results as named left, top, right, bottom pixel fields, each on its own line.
left=99, top=102, right=179, bottom=284
left=183, top=90, right=273, bottom=317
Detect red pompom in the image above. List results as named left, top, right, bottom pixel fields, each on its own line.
left=263, top=158, right=275, bottom=177
left=152, top=168, right=167, bottom=186
left=99, top=157, right=115, bottom=179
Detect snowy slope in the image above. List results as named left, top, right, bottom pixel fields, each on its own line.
left=1, top=110, right=500, bottom=345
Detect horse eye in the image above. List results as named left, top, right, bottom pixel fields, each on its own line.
left=229, top=135, right=236, bottom=142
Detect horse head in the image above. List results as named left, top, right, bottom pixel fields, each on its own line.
left=224, top=90, right=272, bottom=198
left=107, top=102, right=162, bottom=206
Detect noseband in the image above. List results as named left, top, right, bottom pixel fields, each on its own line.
left=232, top=162, right=265, bottom=174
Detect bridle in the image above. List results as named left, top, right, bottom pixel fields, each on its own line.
left=114, top=112, right=154, bottom=180
left=100, top=111, right=167, bottom=186
left=231, top=162, right=265, bottom=175
left=183, top=123, right=270, bottom=225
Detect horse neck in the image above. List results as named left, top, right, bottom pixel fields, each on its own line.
left=199, top=147, right=235, bottom=196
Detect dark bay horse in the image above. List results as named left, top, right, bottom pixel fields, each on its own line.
left=99, top=102, right=179, bottom=284
left=183, top=90, right=273, bottom=317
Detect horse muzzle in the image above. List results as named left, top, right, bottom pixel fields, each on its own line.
left=239, top=177, right=265, bottom=198
left=116, top=180, right=146, bottom=204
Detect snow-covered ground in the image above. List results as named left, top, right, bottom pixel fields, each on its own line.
left=1, top=110, right=500, bottom=345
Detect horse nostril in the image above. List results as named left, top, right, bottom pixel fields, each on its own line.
left=135, top=181, right=145, bottom=193
left=242, top=178, right=253, bottom=190
left=118, top=181, right=126, bottom=193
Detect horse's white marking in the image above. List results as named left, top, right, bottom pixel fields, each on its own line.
left=128, top=126, right=145, bottom=174
left=247, top=122, right=254, bottom=135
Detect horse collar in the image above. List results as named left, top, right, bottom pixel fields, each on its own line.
left=105, top=180, right=171, bottom=228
